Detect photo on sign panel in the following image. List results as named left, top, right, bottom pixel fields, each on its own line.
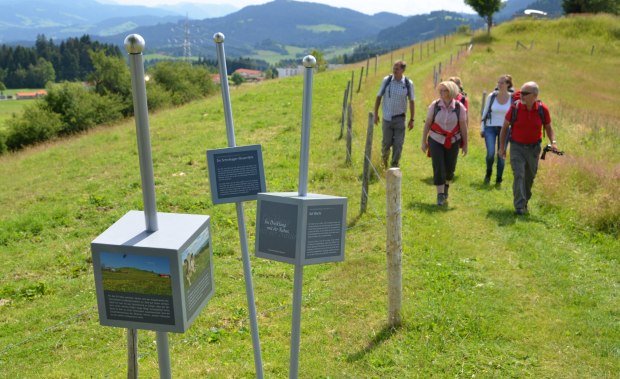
left=100, top=252, right=172, bottom=297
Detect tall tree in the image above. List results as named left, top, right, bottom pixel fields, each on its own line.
left=563, top=0, right=619, bottom=14
left=464, top=0, right=503, bottom=35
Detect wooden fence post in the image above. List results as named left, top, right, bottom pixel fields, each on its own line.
left=357, top=66, right=364, bottom=93
left=366, top=58, right=369, bottom=79
left=340, top=81, right=350, bottom=138
left=349, top=71, right=354, bottom=104
left=127, top=328, right=138, bottom=379
left=591, top=45, right=595, bottom=55
left=361, top=112, right=374, bottom=214
left=411, top=47, right=414, bottom=63
left=386, top=168, right=402, bottom=327
left=346, top=104, right=352, bottom=164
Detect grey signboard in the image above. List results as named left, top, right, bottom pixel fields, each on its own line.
left=207, top=145, right=266, bottom=204
left=92, top=211, right=214, bottom=333
left=255, top=192, right=346, bottom=265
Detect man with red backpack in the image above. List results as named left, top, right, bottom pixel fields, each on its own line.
left=499, top=82, right=559, bottom=215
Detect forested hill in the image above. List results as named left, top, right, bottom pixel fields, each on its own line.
left=0, top=36, right=121, bottom=88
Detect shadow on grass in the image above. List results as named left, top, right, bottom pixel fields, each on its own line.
left=406, top=201, right=454, bottom=213
left=486, top=209, right=545, bottom=226
left=469, top=181, right=498, bottom=192
left=348, top=213, right=363, bottom=228
left=346, top=324, right=401, bottom=362
left=420, top=175, right=460, bottom=186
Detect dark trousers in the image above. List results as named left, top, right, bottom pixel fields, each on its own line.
left=509, top=141, right=541, bottom=210
left=429, top=138, right=460, bottom=186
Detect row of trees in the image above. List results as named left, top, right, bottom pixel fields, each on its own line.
left=0, top=52, right=215, bottom=154
left=0, top=35, right=121, bottom=88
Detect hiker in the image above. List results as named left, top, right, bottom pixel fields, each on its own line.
left=420, top=80, right=468, bottom=206
left=499, top=81, right=558, bottom=215
left=449, top=76, right=469, bottom=111
left=480, top=74, right=514, bottom=185
left=374, top=60, right=415, bottom=168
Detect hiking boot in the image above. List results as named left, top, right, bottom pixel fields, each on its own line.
left=515, top=208, right=527, bottom=215
left=496, top=177, right=503, bottom=184
left=484, top=174, right=491, bottom=184
left=437, top=193, right=447, bottom=206
left=444, top=183, right=449, bottom=199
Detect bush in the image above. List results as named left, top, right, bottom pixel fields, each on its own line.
left=146, top=81, right=173, bottom=111
left=150, top=61, right=215, bottom=105
left=5, top=104, right=62, bottom=150
left=43, top=82, right=123, bottom=134
left=0, top=129, right=7, bottom=154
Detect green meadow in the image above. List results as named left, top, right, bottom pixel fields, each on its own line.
left=102, top=268, right=172, bottom=297
left=0, top=14, right=618, bottom=378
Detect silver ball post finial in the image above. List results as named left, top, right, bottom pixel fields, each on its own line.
left=302, top=55, right=316, bottom=68
left=124, top=34, right=145, bottom=54
left=213, top=32, right=225, bottom=43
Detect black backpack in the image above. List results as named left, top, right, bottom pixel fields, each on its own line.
left=379, top=74, right=413, bottom=99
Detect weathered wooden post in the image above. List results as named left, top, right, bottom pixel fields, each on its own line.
left=340, top=81, right=350, bottom=139
left=349, top=70, right=354, bottom=104
left=365, top=57, right=369, bottom=79
left=127, top=329, right=138, bottom=379
left=410, top=47, right=414, bottom=63
left=438, top=62, right=442, bottom=75
left=591, top=45, right=595, bottom=55
left=346, top=104, right=352, bottom=164
left=386, top=168, right=402, bottom=327
left=361, top=112, right=374, bottom=213
left=357, top=66, right=364, bottom=93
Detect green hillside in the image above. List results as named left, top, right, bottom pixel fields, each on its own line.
left=0, top=14, right=618, bottom=377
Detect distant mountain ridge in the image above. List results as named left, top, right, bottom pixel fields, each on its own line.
left=99, top=0, right=407, bottom=57
left=0, top=0, right=232, bottom=43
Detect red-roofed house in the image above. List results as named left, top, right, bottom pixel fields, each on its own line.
left=16, top=90, right=47, bottom=100
left=233, top=68, right=264, bottom=82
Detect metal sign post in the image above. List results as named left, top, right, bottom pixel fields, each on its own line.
left=289, top=55, right=316, bottom=379
left=125, top=33, right=170, bottom=379
left=213, top=32, right=264, bottom=379
left=254, top=55, right=346, bottom=379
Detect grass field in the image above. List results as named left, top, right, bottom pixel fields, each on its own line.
left=0, top=14, right=618, bottom=378
left=102, top=268, right=172, bottom=296
left=0, top=88, right=44, bottom=129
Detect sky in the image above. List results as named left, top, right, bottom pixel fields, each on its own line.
left=109, top=0, right=476, bottom=16
left=100, top=252, right=171, bottom=274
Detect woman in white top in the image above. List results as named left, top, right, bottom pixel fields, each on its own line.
left=480, top=74, right=514, bottom=184
left=421, top=80, right=468, bottom=206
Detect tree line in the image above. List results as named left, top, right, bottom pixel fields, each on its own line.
left=0, top=50, right=216, bottom=154
left=0, top=35, right=122, bottom=89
